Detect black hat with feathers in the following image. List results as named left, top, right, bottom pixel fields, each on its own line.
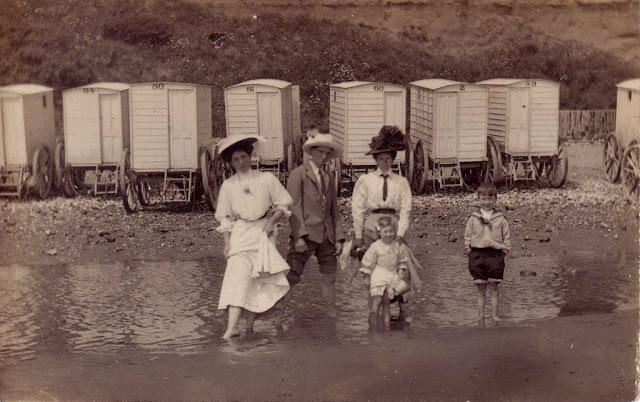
left=365, top=125, right=406, bottom=155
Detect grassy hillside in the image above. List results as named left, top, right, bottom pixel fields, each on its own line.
left=0, top=0, right=635, bottom=137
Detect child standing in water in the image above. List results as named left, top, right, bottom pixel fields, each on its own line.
left=359, top=217, right=410, bottom=330
left=464, top=183, right=511, bottom=327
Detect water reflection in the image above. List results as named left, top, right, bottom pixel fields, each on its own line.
left=0, top=248, right=636, bottom=363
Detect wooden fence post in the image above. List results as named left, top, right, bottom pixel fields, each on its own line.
left=559, top=109, right=616, bottom=140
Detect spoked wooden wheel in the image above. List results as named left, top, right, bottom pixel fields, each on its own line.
left=119, top=147, right=131, bottom=196
left=123, top=181, right=140, bottom=213
left=201, top=148, right=225, bottom=212
left=32, top=145, right=53, bottom=199
left=485, top=138, right=502, bottom=184
left=120, top=147, right=139, bottom=213
left=534, top=159, right=546, bottom=180
left=603, top=134, right=621, bottom=183
left=402, top=136, right=414, bottom=182
left=137, top=180, right=154, bottom=206
left=547, top=145, right=569, bottom=188
left=63, top=168, right=87, bottom=198
left=411, top=140, right=426, bottom=194
left=621, top=143, right=640, bottom=203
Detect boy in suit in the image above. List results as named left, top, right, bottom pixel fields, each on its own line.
left=276, top=133, right=345, bottom=326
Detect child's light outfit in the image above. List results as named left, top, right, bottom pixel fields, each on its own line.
left=359, top=239, right=409, bottom=298
left=464, top=208, right=511, bottom=284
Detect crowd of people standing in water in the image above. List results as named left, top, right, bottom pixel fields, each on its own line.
left=213, top=126, right=511, bottom=340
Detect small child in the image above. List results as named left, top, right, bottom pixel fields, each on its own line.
left=359, top=217, right=410, bottom=330
left=464, top=183, right=511, bottom=327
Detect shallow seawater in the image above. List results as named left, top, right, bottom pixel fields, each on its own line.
left=0, top=248, right=637, bottom=363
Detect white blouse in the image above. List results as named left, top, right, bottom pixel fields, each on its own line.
left=351, top=169, right=412, bottom=238
left=214, top=170, right=292, bottom=233
left=360, top=239, right=408, bottom=274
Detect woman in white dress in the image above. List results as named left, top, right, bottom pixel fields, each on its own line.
left=351, top=126, right=420, bottom=319
left=215, top=134, right=292, bottom=340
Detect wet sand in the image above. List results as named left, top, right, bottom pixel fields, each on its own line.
left=0, top=311, right=636, bottom=401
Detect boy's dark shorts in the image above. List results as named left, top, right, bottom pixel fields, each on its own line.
left=286, top=238, right=337, bottom=285
left=468, top=247, right=505, bottom=285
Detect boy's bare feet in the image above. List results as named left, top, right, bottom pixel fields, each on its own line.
left=492, top=316, right=502, bottom=326
left=368, top=312, right=378, bottom=332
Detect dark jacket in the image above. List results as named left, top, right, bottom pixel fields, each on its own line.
left=287, top=160, right=345, bottom=245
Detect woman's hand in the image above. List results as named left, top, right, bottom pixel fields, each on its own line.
left=334, top=241, right=344, bottom=256
left=223, top=232, right=231, bottom=258
left=265, top=221, right=275, bottom=237
left=360, top=272, right=370, bottom=288
left=295, top=237, right=308, bottom=253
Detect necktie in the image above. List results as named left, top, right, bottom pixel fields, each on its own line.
left=320, top=169, right=327, bottom=194
left=381, top=174, right=389, bottom=201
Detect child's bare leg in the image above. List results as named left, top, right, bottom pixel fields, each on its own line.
left=223, top=306, right=242, bottom=339
left=475, top=283, right=487, bottom=327
left=370, top=295, right=382, bottom=330
left=382, top=297, right=391, bottom=329
left=322, top=272, right=337, bottom=318
left=488, top=282, right=501, bottom=324
left=245, top=310, right=256, bottom=334
left=397, top=268, right=409, bottom=319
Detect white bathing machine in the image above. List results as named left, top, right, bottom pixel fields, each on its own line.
left=329, top=81, right=409, bottom=194
left=409, top=79, right=488, bottom=191
left=602, top=78, right=640, bottom=200
left=0, top=84, right=56, bottom=198
left=224, top=79, right=301, bottom=183
left=477, top=78, right=566, bottom=187
left=60, top=82, right=130, bottom=196
left=121, top=82, right=216, bottom=212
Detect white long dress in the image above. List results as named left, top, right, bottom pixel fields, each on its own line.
left=215, top=170, right=292, bottom=313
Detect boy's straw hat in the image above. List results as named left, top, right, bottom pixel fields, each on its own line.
left=302, top=132, right=343, bottom=158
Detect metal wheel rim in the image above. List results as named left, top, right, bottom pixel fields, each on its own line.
left=547, top=147, right=569, bottom=188
left=119, top=147, right=131, bottom=192
left=138, top=180, right=153, bottom=206
left=64, top=168, right=86, bottom=197
left=622, top=145, right=640, bottom=202
left=200, top=149, right=219, bottom=211
left=486, top=138, right=501, bottom=184
left=123, top=182, right=139, bottom=213
left=603, top=135, right=621, bottom=182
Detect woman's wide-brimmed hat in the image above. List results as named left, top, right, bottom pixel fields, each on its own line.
left=217, top=133, right=265, bottom=159
left=365, top=125, right=406, bottom=155
left=302, top=132, right=343, bottom=158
